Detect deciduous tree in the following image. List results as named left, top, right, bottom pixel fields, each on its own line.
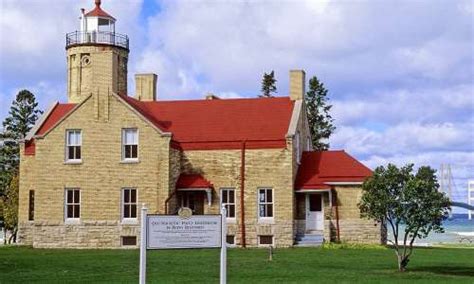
left=359, top=164, right=450, bottom=271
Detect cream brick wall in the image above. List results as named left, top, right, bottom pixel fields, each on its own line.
left=18, top=92, right=171, bottom=248
left=178, top=146, right=294, bottom=247
left=67, top=45, right=128, bottom=104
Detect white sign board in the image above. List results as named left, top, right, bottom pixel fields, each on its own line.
left=146, top=215, right=222, bottom=249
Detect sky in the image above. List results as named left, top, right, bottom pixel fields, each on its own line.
left=0, top=0, right=473, bottom=207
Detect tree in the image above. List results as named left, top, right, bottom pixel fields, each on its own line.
left=260, top=70, right=277, bottom=98
left=3, top=173, right=18, bottom=244
left=0, top=90, right=42, bottom=242
left=359, top=164, right=450, bottom=272
left=305, top=76, right=335, bottom=150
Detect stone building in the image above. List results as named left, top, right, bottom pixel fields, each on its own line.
left=18, top=1, right=385, bottom=248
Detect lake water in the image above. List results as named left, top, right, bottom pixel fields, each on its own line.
left=387, top=214, right=474, bottom=245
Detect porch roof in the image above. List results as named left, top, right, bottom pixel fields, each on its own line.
left=176, top=174, right=213, bottom=189
left=295, top=151, right=372, bottom=190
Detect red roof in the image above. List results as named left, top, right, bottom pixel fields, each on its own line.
left=84, top=1, right=115, bottom=20
left=37, top=104, right=76, bottom=135
left=26, top=96, right=293, bottom=153
left=295, top=151, right=372, bottom=190
left=121, top=95, right=294, bottom=150
left=176, top=174, right=213, bottom=189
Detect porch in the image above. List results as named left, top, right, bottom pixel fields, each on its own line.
left=294, top=189, right=337, bottom=246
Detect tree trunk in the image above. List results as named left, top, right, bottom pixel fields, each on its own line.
left=398, top=255, right=409, bottom=272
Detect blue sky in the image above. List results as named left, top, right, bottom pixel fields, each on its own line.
left=0, top=0, right=473, bottom=206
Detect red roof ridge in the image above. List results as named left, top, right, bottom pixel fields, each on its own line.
left=84, top=0, right=115, bottom=20
left=129, top=96, right=291, bottom=104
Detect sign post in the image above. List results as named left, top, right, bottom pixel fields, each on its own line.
left=139, top=205, right=227, bottom=284
left=139, top=204, right=148, bottom=284
left=220, top=206, right=227, bottom=284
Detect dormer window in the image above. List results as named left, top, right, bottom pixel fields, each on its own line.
left=66, top=130, right=82, bottom=162
left=122, top=128, right=138, bottom=161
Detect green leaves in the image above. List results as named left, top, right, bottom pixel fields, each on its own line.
left=1, top=89, right=43, bottom=242
left=305, top=76, right=335, bottom=150
left=359, top=163, right=450, bottom=271
left=260, top=70, right=277, bottom=98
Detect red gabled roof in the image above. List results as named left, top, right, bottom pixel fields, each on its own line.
left=121, top=95, right=294, bottom=150
left=37, top=104, right=76, bottom=135
left=295, top=151, right=372, bottom=190
left=176, top=174, right=213, bottom=189
left=24, top=103, right=76, bottom=156
left=26, top=95, right=293, bottom=153
left=84, top=1, right=115, bottom=20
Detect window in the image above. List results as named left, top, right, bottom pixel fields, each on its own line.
left=259, top=235, right=273, bottom=245
left=221, top=188, right=235, bottom=218
left=306, top=136, right=311, bottom=151
left=65, top=189, right=80, bottom=220
left=122, top=129, right=138, bottom=160
left=258, top=188, right=273, bottom=218
left=66, top=130, right=82, bottom=161
left=226, top=235, right=235, bottom=245
left=28, top=190, right=35, bottom=221
left=122, top=188, right=137, bottom=219
left=121, top=236, right=137, bottom=246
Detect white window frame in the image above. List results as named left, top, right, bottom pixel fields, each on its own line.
left=258, top=188, right=274, bottom=223
left=65, top=129, right=82, bottom=163
left=64, top=188, right=81, bottom=223
left=306, top=136, right=311, bottom=151
left=121, top=128, right=139, bottom=162
left=121, top=188, right=138, bottom=223
left=220, top=188, right=236, bottom=222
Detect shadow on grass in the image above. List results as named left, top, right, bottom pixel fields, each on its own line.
left=411, top=266, right=474, bottom=277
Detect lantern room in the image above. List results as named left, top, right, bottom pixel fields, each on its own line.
left=81, top=0, right=116, bottom=34
left=66, top=0, right=128, bottom=50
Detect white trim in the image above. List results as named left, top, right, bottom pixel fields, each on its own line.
left=305, top=193, right=324, bottom=231
left=64, top=188, right=81, bottom=222
left=65, top=129, right=82, bottom=163
left=286, top=99, right=302, bottom=138
left=121, top=128, right=139, bottom=162
left=220, top=188, right=237, bottom=221
left=25, top=101, right=58, bottom=141
left=296, top=189, right=332, bottom=207
left=121, top=188, right=138, bottom=223
left=257, top=187, right=274, bottom=223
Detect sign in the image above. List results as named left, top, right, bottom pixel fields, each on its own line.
left=139, top=205, right=227, bottom=284
left=146, top=215, right=222, bottom=249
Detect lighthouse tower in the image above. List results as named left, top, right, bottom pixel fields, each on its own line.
left=66, top=0, right=129, bottom=104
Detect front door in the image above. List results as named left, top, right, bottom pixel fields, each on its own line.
left=306, top=194, right=323, bottom=231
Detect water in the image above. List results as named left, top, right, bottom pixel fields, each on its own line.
left=388, top=214, right=474, bottom=245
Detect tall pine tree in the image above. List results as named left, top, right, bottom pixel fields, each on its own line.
left=305, top=76, right=335, bottom=150
left=260, top=70, right=277, bottom=98
left=0, top=90, right=42, bottom=242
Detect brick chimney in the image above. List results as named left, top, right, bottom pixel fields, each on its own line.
left=289, top=70, right=305, bottom=101
left=135, top=74, right=157, bottom=101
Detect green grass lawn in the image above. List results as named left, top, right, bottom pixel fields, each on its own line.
left=0, top=246, right=473, bottom=283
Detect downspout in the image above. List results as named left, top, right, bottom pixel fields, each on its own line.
left=333, top=188, right=341, bottom=242
left=240, top=141, right=247, bottom=248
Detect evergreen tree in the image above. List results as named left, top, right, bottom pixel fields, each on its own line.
left=0, top=90, right=42, bottom=242
left=260, top=70, right=277, bottom=98
left=305, top=76, right=335, bottom=150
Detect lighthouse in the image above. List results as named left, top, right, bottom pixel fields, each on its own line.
left=65, top=0, right=129, bottom=104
